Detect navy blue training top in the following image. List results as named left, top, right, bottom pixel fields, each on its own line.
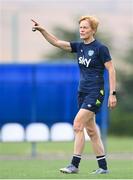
left=70, top=39, right=112, bottom=93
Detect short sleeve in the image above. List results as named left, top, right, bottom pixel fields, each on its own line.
left=99, top=45, right=112, bottom=63
left=70, top=41, right=80, bottom=53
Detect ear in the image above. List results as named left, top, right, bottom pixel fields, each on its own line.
left=92, top=30, right=96, bottom=35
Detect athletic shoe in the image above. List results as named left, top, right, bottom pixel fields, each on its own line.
left=60, top=164, right=79, bottom=174
left=90, top=168, right=109, bottom=174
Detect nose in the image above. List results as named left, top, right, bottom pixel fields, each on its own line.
left=80, top=28, right=84, bottom=33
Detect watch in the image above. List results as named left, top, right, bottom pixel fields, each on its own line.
left=111, top=91, right=116, bottom=96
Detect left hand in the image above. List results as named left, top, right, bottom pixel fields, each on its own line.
left=108, top=95, right=117, bottom=109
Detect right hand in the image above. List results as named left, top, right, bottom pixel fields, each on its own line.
left=31, top=19, right=43, bottom=32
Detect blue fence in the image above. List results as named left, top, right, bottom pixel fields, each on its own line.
left=0, top=63, right=109, bottom=132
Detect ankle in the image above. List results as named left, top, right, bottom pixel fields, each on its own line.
left=96, top=155, right=108, bottom=170
left=71, top=154, right=81, bottom=168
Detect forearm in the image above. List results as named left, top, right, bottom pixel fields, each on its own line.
left=31, top=19, right=56, bottom=44
left=107, top=63, right=117, bottom=109
left=39, top=28, right=59, bottom=47
left=35, top=26, right=71, bottom=51
left=108, top=66, right=116, bottom=94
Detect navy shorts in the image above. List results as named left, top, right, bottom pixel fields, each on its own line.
left=78, top=89, right=105, bottom=113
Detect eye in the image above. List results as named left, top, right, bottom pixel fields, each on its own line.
left=80, top=26, right=87, bottom=29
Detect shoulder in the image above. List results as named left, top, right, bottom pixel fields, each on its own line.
left=70, top=41, right=83, bottom=52
left=95, top=40, right=112, bottom=62
left=95, top=39, right=106, bottom=48
left=70, top=41, right=83, bottom=47
left=94, top=40, right=108, bottom=49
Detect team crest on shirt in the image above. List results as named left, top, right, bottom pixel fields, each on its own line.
left=88, top=50, right=94, bottom=56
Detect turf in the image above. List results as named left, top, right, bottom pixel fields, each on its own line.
left=0, top=159, right=132, bottom=179
left=0, top=136, right=133, bottom=179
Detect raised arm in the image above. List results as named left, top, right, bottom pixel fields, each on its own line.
left=31, top=19, right=72, bottom=52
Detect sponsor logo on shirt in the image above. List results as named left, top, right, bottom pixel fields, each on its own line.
left=78, top=56, right=91, bottom=67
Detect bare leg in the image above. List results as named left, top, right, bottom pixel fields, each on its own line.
left=85, top=116, right=108, bottom=172
left=85, top=116, right=105, bottom=156
left=60, top=109, right=107, bottom=174
left=74, top=130, right=85, bottom=155
left=73, top=109, right=94, bottom=155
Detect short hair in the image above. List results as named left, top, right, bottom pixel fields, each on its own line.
left=79, top=16, right=99, bottom=33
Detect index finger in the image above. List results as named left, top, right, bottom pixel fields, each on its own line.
left=31, top=19, right=38, bottom=25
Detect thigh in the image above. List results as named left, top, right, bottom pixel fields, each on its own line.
left=73, top=109, right=94, bottom=131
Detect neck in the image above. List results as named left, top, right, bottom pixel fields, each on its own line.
left=84, top=37, right=95, bottom=44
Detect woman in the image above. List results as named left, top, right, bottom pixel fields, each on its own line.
left=31, top=16, right=117, bottom=174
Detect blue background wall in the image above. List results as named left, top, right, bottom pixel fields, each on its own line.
left=0, top=63, right=109, bottom=130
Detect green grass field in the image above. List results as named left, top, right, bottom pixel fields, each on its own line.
left=0, top=136, right=133, bottom=179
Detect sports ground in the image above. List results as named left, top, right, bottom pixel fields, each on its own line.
left=0, top=136, right=133, bottom=179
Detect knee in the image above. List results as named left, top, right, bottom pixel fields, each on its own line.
left=85, top=127, right=98, bottom=140
left=73, top=119, right=84, bottom=133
